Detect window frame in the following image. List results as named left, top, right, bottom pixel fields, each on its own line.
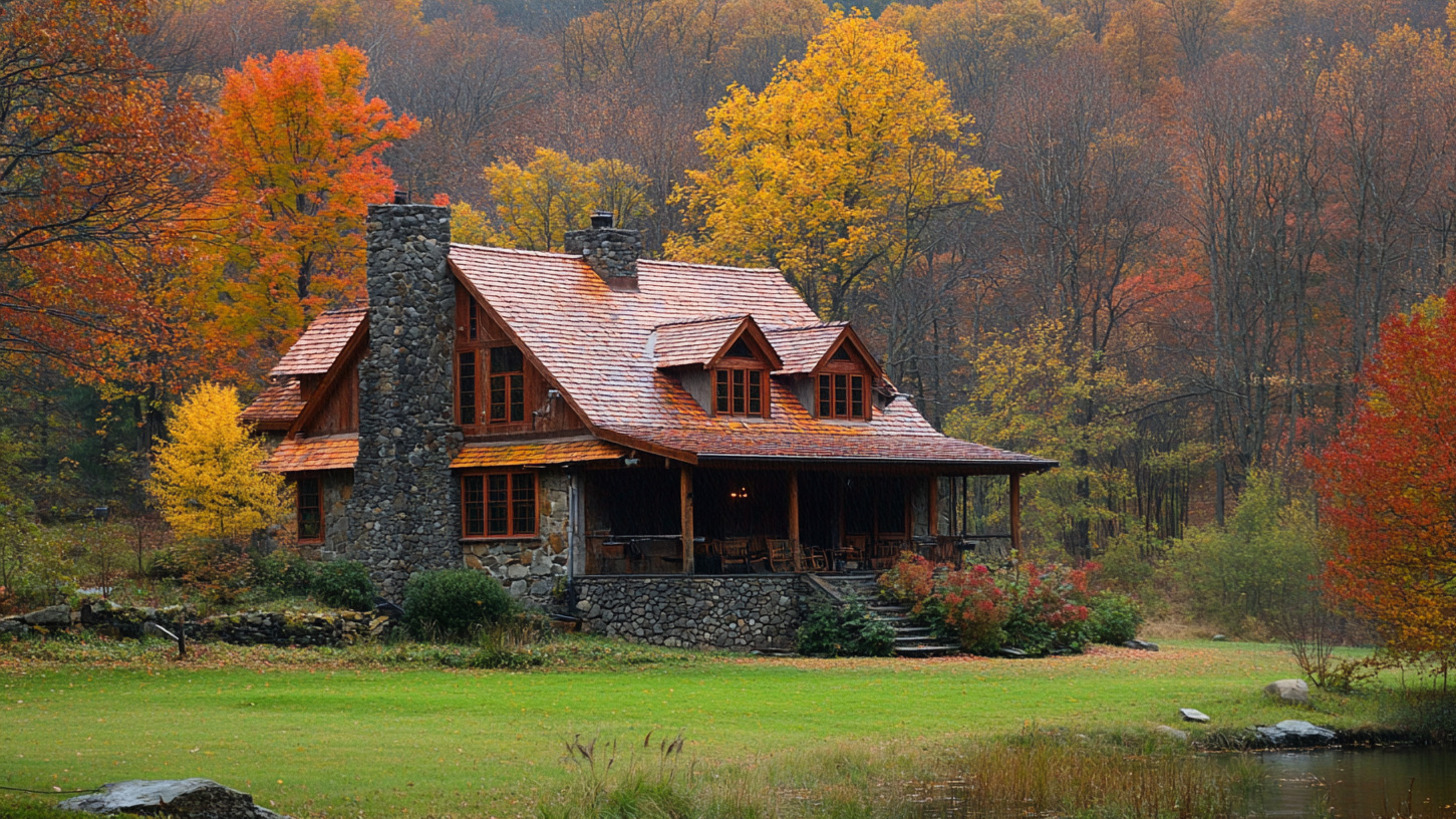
left=460, top=470, right=538, bottom=540
left=814, top=341, right=873, bottom=421
left=455, top=290, right=531, bottom=433
left=297, top=474, right=324, bottom=543
left=714, top=365, right=768, bottom=418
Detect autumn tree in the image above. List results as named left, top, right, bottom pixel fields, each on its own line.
left=0, top=0, right=208, bottom=373
left=946, top=319, right=1142, bottom=557
left=475, top=148, right=654, bottom=251
left=148, top=383, right=287, bottom=543
left=1316, top=292, right=1456, bottom=669
left=669, top=11, right=998, bottom=321
left=203, top=43, right=417, bottom=382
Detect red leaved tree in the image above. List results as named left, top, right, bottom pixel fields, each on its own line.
left=1315, top=290, right=1456, bottom=669
left=199, top=43, right=418, bottom=382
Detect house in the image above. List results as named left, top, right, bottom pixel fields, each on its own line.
left=245, top=203, right=1054, bottom=650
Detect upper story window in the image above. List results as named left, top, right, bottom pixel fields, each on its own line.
left=815, top=339, right=873, bottom=421
left=456, top=287, right=529, bottom=432
left=714, top=338, right=769, bottom=418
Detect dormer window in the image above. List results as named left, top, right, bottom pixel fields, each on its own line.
left=813, top=338, right=874, bottom=421
left=654, top=315, right=782, bottom=419
left=716, top=367, right=766, bottom=416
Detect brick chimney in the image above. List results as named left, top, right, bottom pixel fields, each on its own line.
left=564, top=210, right=642, bottom=290
left=347, top=203, right=463, bottom=598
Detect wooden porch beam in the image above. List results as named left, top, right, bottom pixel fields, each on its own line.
left=681, top=465, right=694, bottom=574
left=1010, top=473, right=1022, bottom=555
left=788, top=468, right=801, bottom=571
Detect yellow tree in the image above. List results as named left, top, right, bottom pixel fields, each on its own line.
left=667, top=10, right=998, bottom=320
left=148, top=383, right=287, bottom=543
left=478, top=147, right=654, bottom=251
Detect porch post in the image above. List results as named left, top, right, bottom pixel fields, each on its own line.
left=680, top=465, right=695, bottom=574
left=1009, top=472, right=1022, bottom=554
left=788, top=468, right=801, bottom=571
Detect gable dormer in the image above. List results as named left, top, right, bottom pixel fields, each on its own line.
left=652, top=315, right=783, bottom=418
left=766, top=323, right=883, bottom=422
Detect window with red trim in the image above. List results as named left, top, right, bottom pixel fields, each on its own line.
left=298, top=475, right=323, bottom=542
left=461, top=471, right=537, bottom=538
left=715, top=367, right=765, bottom=416
left=818, top=373, right=867, bottom=420
left=456, top=343, right=526, bottom=429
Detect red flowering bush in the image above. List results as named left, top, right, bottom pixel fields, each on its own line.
left=880, top=553, right=1095, bottom=656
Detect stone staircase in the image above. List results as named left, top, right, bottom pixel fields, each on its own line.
left=808, top=573, right=960, bottom=658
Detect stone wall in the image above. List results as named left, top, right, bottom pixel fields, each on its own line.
left=316, top=471, right=354, bottom=561
left=462, top=470, right=571, bottom=608
left=348, top=203, right=462, bottom=598
left=1, top=603, right=395, bottom=647
left=572, top=575, right=815, bottom=650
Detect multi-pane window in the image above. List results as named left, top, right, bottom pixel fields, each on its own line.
left=457, top=343, right=526, bottom=429
left=462, top=472, right=537, bottom=538
left=488, top=346, right=525, bottom=424
left=818, top=373, right=867, bottom=420
left=715, top=367, right=764, bottom=417
left=297, top=476, right=323, bottom=541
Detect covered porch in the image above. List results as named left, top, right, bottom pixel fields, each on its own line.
left=577, top=460, right=1043, bottom=576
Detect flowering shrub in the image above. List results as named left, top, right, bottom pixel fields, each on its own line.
left=881, top=553, right=1096, bottom=656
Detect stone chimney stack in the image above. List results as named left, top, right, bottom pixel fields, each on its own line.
left=564, top=210, right=642, bottom=290
left=347, top=203, right=462, bottom=598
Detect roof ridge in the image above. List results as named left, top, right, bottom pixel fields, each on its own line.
left=654, top=314, right=750, bottom=329
left=764, top=322, right=849, bottom=333
left=639, top=257, right=781, bottom=274
left=450, top=243, right=582, bottom=260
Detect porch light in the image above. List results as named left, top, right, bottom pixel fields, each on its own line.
left=729, top=486, right=749, bottom=500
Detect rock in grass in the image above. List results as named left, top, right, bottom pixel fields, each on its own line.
left=1212, top=634, right=1227, bottom=641
left=1255, top=720, right=1337, bottom=746
left=57, top=778, right=289, bottom=818
left=1123, top=639, right=1159, bottom=651
left=1179, top=708, right=1211, bottom=723
left=23, top=605, right=71, bottom=626
left=1264, top=678, right=1310, bottom=705
left=1154, top=725, right=1189, bottom=742
left=998, top=647, right=1028, bottom=658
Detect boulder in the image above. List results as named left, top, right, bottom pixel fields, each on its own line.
left=998, top=647, right=1028, bottom=658
left=1179, top=707, right=1211, bottom=723
left=23, top=605, right=72, bottom=627
left=1264, top=678, right=1310, bottom=705
left=57, top=778, right=289, bottom=818
left=1123, top=639, right=1159, bottom=651
left=1154, top=725, right=1189, bottom=742
left=1255, top=719, right=1337, bottom=746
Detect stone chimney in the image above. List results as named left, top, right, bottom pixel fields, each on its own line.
left=347, top=203, right=463, bottom=598
left=564, top=210, right=642, bottom=290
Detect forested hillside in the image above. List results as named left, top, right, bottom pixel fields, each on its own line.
left=5, top=0, right=1455, bottom=559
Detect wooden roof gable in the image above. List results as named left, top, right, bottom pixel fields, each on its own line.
left=766, top=323, right=884, bottom=380
left=652, top=315, right=783, bottom=371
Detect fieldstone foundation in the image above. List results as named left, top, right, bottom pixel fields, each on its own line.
left=572, top=575, right=814, bottom=650
left=462, top=471, right=571, bottom=608
left=347, top=203, right=461, bottom=598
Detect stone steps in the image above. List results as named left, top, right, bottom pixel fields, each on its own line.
left=807, top=573, right=960, bottom=659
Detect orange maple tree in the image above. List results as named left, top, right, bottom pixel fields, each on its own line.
left=1315, top=290, right=1456, bottom=668
left=0, top=0, right=208, bottom=380
left=200, top=43, right=418, bottom=382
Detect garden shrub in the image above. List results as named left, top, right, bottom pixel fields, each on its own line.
left=312, top=560, right=375, bottom=611
left=796, top=595, right=895, bottom=657
left=403, top=568, right=513, bottom=641
left=146, top=546, right=189, bottom=580
left=881, top=553, right=1094, bottom=656
left=249, top=548, right=316, bottom=598
left=1086, top=591, right=1144, bottom=645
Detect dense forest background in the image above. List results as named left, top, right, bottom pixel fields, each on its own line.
left=6, top=0, right=1456, bottom=564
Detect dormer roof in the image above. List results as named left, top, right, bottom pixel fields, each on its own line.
left=652, top=315, right=783, bottom=370
left=766, top=323, right=884, bottom=380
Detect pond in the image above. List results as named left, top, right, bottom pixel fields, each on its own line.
left=1244, top=746, right=1456, bottom=817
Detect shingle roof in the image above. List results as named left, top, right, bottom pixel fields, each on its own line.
left=451, top=437, right=628, bottom=469
left=765, top=323, right=850, bottom=374
left=270, top=306, right=367, bottom=378
left=239, top=380, right=305, bottom=430
left=260, top=433, right=357, bottom=472
left=652, top=316, right=749, bottom=368
left=450, top=245, right=1054, bottom=471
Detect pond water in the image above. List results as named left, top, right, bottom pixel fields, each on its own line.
left=1243, top=746, right=1456, bottom=817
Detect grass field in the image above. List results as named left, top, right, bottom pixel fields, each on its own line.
left=0, top=636, right=1397, bottom=818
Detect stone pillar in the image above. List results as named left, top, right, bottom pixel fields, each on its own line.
left=347, top=203, right=461, bottom=599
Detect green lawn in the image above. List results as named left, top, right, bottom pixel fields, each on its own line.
left=0, top=639, right=1390, bottom=818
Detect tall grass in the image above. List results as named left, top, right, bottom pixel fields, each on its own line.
left=535, top=731, right=1263, bottom=819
